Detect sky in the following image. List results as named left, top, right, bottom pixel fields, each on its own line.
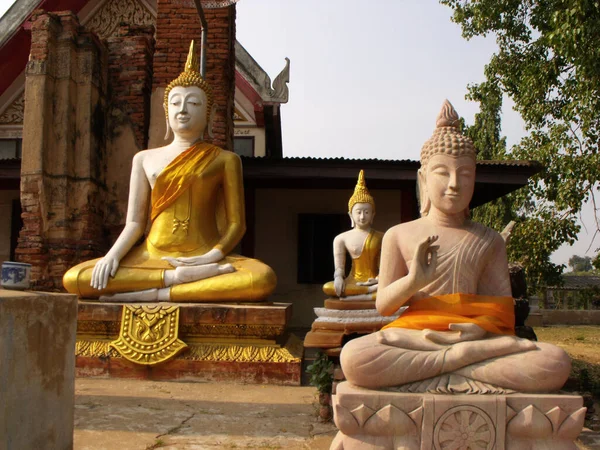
left=0, top=0, right=597, bottom=267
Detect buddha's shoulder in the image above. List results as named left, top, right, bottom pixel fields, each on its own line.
left=215, top=148, right=239, bottom=160
left=468, top=220, right=504, bottom=243
left=132, top=147, right=162, bottom=164
left=385, top=218, right=429, bottom=238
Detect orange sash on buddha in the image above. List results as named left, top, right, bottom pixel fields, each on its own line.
left=151, top=142, right=220, bottom=222
left=382, top=293, right=515, bottom=336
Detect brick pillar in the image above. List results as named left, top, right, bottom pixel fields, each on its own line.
left=106, top=24, right=155, bottom=150
left=103, top=25, right=156, bottom=243
left=17, top=11, right=108, bottom=290
left=150, top=0, right=236, bottom=150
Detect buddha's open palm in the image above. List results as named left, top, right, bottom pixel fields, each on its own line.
left=409, top=235, right=439, bottom=289
left=162, top=248, right=226, bottom=267
left=91, top=256, right=119, bottom=290
left=422, top=323, right=487, bottom=345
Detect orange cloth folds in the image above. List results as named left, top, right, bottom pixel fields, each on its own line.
left=382, top=293, right=515, bottom=335
left=151, top=142, right=220, bottom=222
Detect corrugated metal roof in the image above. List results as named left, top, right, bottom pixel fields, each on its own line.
left=547, top=275, right=600, bottom=290
left=241, top=155, right=541, bottom=168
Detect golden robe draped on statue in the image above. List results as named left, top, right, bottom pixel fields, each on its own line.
left=323, top=229, right=383, bottom=298
left=64, top=143, right=276, bottom=301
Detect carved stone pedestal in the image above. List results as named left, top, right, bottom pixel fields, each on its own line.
left=76, top=301, right=302, bottom=385
left=304, top=299, right=403, bottom=356
left=331, top=382, right=586, bottom=450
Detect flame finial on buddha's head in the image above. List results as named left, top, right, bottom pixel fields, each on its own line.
left=348, top=170, right=375, bottom=213
left=163, top=41, right=214, bottom=117
left=420, top=99, right=476, bottom=169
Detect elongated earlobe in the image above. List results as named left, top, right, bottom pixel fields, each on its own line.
left=163, top=104, right=172, bottom=141
left=163, top=116, right=172, bottom=141
left=348, top=211, right=355, bottom=228
left=417, top=169, right=431, bottom=217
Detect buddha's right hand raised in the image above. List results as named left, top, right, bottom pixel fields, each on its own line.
left=409, top=235, right=439, bottom=289
left=91, top=256, right=120, bottom=290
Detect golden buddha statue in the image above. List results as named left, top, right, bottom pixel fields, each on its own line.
left=322, top=171, right=383, bottom=301
left=63, top=42, right=276, bottom=302
left=340, top=101, right=571, bottom=392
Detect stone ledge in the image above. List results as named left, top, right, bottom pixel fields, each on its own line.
left=331, top=381, right=586, bottom=450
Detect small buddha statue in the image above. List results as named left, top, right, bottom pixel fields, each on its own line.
left=63, top=42, right=276, bottom=302
left=340, top=100, right=571, bottom=392
left=322, top=171, right=383, bottom=301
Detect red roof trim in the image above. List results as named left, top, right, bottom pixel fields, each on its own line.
left=0, top=0, right=88, bottom=97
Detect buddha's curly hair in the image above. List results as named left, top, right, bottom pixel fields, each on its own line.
left=418, top=100, right=477, bottom=217
left=420, top=100, right=476, bottom=168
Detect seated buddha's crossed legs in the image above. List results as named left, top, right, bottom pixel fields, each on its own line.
left=64, top=257, right=276, bottom=302
left=340, top=329, right=571, bottom=392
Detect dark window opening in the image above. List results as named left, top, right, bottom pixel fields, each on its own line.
left=0, top=139, right=22, bottom=160
left=10, top=198, right=22, bottom=261
left=233, top=136, right=255, bottom=157
left=297, top=213, right=351, bottom=284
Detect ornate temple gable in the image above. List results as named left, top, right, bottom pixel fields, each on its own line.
left=82, top=0, right=156, bottom=40
left=233, top=100, right=255, bottom=126
left=0, top=90, right=24, bottom=125
left=235, top=41, right=290, bottom=104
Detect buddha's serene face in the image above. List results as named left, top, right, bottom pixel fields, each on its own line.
left=425, top=154, right=475, bottom=216
left=350, top=203, right=374, bottom=230
left=167, top=86, right=209, bottom=137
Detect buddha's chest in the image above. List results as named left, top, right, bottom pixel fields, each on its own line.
left=345, top=231, right=369, bottom=259
left=144, top=153, right=222, bottom=190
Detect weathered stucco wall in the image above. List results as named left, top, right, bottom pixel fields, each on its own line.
left=17, top=11, right=109, bottom=289
left=0, top=290, right=77, bottom=450
left=254, top=188, right=404, bottom=329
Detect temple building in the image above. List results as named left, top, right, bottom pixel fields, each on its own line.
left=0, top=0, right=539, bottom=330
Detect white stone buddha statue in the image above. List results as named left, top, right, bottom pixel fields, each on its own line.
left=323, top=171, right=383, bottom=301
left=340, top=100, right=571, bottom=393
left=63, top=42, right=276, bottom=302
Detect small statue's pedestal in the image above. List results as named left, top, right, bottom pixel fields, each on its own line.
left=76, top=301, right=302, bottom=385
left=304, top=298, right=400, bottom=357
left=331, top=382, right=585, bottom=450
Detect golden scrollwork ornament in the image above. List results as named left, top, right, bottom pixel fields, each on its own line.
left=110, top=304, right=187, bottom=365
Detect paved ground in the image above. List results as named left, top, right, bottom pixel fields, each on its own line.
left=74, top=378, right=600, bottom=450
left=74, top=378, right=337, bottom=450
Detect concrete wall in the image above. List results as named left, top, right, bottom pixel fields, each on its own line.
left=253, top=188, right=404, bottom=329
left=0, top=290, right=77, bottom=450
left=0, top=190, right=19, bottom=265
left=537, top=309, right=600, bottom=326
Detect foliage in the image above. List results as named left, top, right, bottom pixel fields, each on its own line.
left=568, top=254, right=593, bottom=273
left=306, top=352, right=333, bottom=394
left=593, top=252, right=600, bottom=272
left=442, top=0, right=600, bottom=291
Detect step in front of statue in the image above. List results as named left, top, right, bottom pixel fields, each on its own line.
left=75, top=300, right=302, bottom=385
left=331, top=381, right=585, bottom=450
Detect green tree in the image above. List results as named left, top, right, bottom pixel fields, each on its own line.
left=567, top=254, right=593, bottom=273
left=442, top=0, right=600, bottom=291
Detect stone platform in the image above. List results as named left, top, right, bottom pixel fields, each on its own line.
left=76, top=301, right=302, bottom=385
left=1, top=290, right=78, bottom=450
left=331, top=381, right=586, bottom=449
